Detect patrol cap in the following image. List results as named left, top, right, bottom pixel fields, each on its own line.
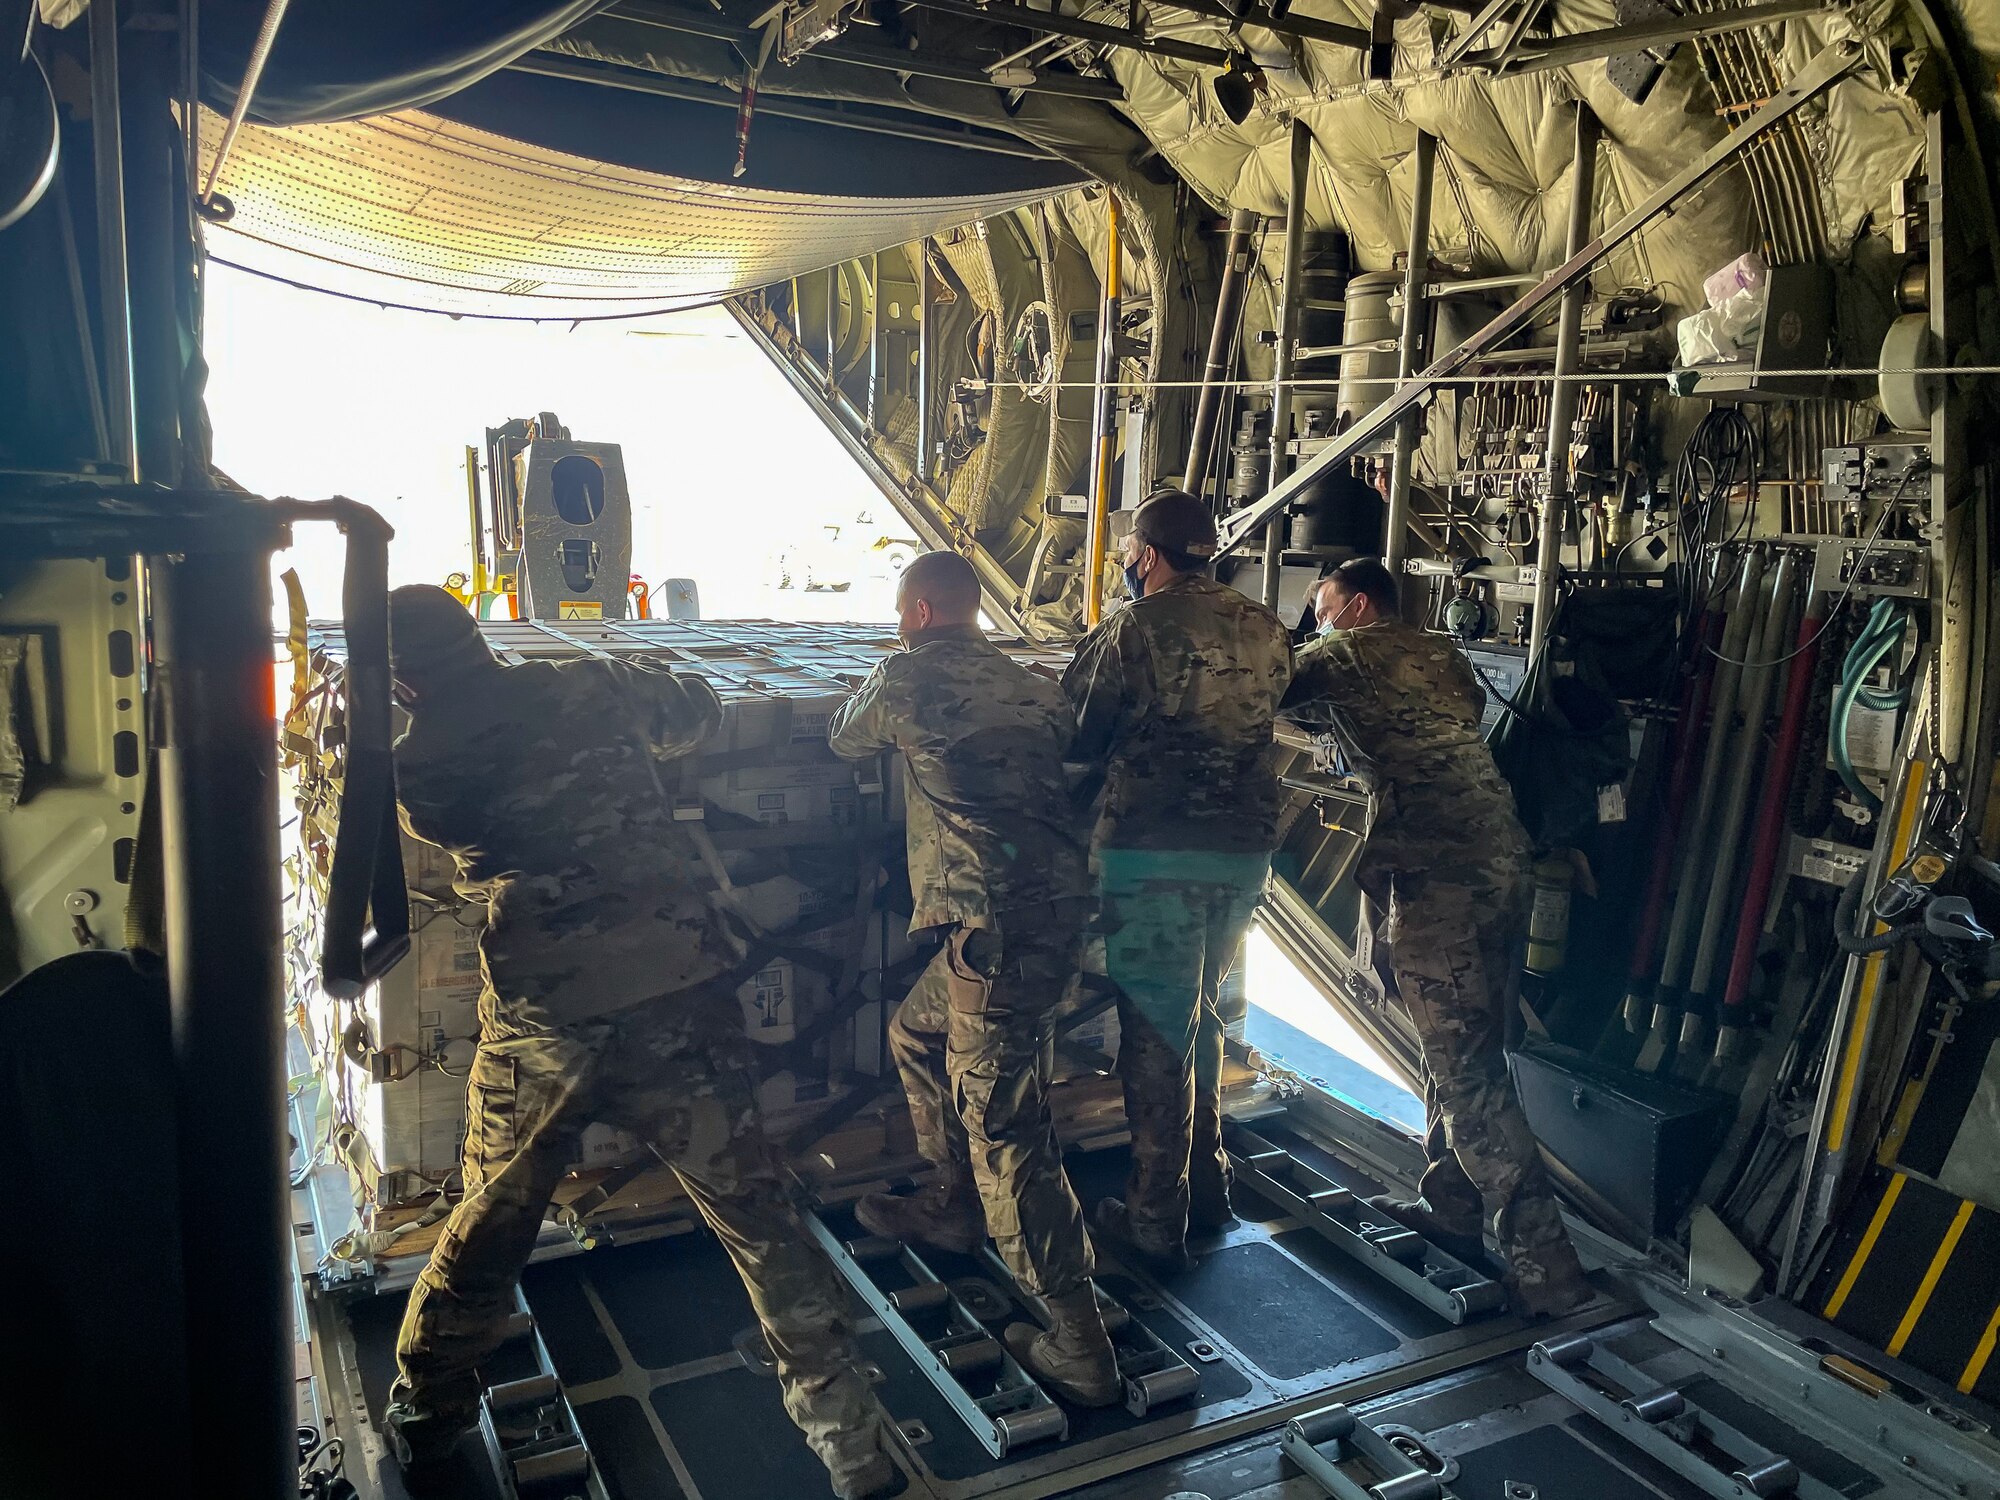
left=389, top=584, right=491, bottom=677
left=1132, top=487, right=1219, bottom=560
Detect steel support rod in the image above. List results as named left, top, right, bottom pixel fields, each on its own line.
left=827, top=264, right=839, bottom=382
left=867, top=250, right=880, bottom=433
left=1383, top=131, right=1436, bottom=579
left=1086, top=193, right=1123, bottom=626
left=917, top=245, right=935, bottom=485
left=199, top=0, right=291, bottom=205
left=156, top=545, right=291, bottom=1499
left=464, top=444, right=488, bottom=596
left=1163, top=0, right=1371, bottom=50
left=89, top=0, right=137, bottom=478
left=1215, top=37, right=1861, bottom=560
left=1527, top=104, right=1597, bottom=660
left=1264, top=123, right=1312, bottom=608
left=603, top=4, right=1125, bottom=98
left=508, top=56, right=1061, bottom=160
left=125, top=6, right=188, bottom=485
left=900, top=0, right=1230, bottom=65
left=1471, top=0, right=1831, bottom=75
left=1182, top=207, right=1259, bottom=497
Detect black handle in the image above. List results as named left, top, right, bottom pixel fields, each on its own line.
left=275, top=498, right=410, bottom=998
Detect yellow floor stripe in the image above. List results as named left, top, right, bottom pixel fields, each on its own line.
left=1888, top=1197, right=1974, bottom=1356
left=1829, top=761, right=1926, bottom=1152
left=1824, top=1173, right=1906, bottom=1320
left=1960, top=1300, right=2000, bottom=1393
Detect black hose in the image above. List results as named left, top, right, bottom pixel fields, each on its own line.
left=1834, top=865, right=1922, bottom=956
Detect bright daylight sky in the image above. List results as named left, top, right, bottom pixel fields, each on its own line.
left=207, top=263, right=1412, bottom=1110
left=204, top=265, right=902, bottom=627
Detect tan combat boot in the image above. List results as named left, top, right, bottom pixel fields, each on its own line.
left=815, top=1424, right=898, bottom=1500
left=1364, top=1194, right=1490, bottom=1267
left=856, top=1177, right=985, bottom=1256
left=1003, top=1287, right=1122, bottom=1408
left=1508, top=1259, right=1597, bottom=1319
left=1091, top=1196, right=1191, bottom=1272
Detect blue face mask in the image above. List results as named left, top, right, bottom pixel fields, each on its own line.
left=1316, top=595, right=1357, bottom=636
left=1123, top=562, right=1146, bottom=600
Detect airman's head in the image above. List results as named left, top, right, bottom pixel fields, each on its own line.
left=894, top=550, right=980, bottom=646
left=389, top=584, right=494, bottom=699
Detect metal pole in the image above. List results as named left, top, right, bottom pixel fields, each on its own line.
left=1086, top=192, right=1123, bottom=626
left=510, top=55, right=1063, bottom=161
left=867, top=250, right=879, bottom=433
left=1264, top=122, right=1312, bottom=610
left=1182, top=207, right=1259, bottom=497
left=1678, top=550, right=1797, bottom=1073
left=464, top=445, right=488, bottom=596
left=1639, top=549, right=1765, bottom=1075
left=156, top=546, right=291, bottom=1499
left=1527, top=105, right=1598, bottom=662
left=1384, top=131, right=1436, bottom=579
left=198, top=0, right=290, bottom=205
left=826, top=264, right=838, bottom=384
left=916, top=245, right=934, bottom=485
left=902, top=0, right=1231, bottom=64
left=125, top=3, right=188, bottom=483
left=90, top=0, right=137, bottom=478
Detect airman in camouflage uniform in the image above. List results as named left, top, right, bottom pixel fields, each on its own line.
left=380, top=586, right=891, bottom=1499
left=829, top=552, right=1119, bottom=1406
left=1063, top=489, right=1294, bottom=1264
left=1283, top=561, right=1591, bottom=1316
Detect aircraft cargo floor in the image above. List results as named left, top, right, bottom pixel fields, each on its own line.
left=336, top=1136, right=1625, bottom=1499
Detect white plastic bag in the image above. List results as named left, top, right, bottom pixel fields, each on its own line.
left=1676, top=283, right=1767, bottom=367
left=1703, top=251, right=1767, bottom=309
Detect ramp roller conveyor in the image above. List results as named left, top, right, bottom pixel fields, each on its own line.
left=1282, top=1402, right=1457, bottom=1500
left=1226, top=1125, right=1506, bottom=1323
left=807, top=1216, right=1068, bottom=1457
left=476, top=1288, right=612, bottom=1500
left=1528, top=1331, right=1836, bottom=1500
left=980, top=1247, right=1205, bottom=1418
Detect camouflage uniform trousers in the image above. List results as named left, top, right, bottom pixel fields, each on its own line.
left=1096, top=848, right=1268, bottom=1245
left=393, top=987, right=874, bottom=1463
left=889, top=899, right=1095, bottom=1297
left=1373, top=864, right=1585, bottom=1295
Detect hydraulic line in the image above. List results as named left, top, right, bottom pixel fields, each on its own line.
left=1716, top=588, right=1829, bottom=1057
left=1639, top=547, right=1767, bottom=1072
left=1679, top=550, right=1799, bottom=1076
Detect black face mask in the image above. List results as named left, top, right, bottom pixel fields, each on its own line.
left=1123, top=561, right=1146, bottom=600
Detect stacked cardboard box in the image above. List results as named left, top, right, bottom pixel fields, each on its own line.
left=286, top=619, right=943, bottom=1216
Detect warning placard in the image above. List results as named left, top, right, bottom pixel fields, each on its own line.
left=557, top=601, right=603, bottom=620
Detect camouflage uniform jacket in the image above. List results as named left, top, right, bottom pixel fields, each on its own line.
left=394, top=658, right=740, bottom=1034
left=829, top=623, right=1086, bottom=933
left=1283, top=618, right=1528, bottom=886
left=1063, top=573, right=1294, bottom=853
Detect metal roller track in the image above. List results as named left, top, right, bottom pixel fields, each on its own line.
left=1283, top=1402, right=1455, bottom=1500
left=1527, top=1330, right=1835, bottom=1500
left=979, top=1248, right=1204, bottom=1420
left=477, top=1288, right=613, bottom=1500
left=808, top=1217, right=1068, bottom=1457
left=1226, top=1125, right=1507, bottom=1325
